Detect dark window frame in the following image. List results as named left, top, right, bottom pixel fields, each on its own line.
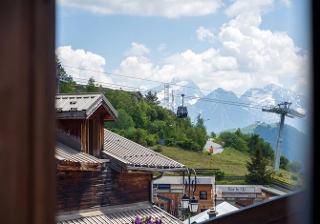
left=199, top=191, right=208, bottom=200
left=158, top=184, right=171, bottom=190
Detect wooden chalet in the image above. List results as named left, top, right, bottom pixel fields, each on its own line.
left=55, top=93, right=185, bottom=223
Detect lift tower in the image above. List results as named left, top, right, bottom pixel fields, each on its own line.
left=163, top=83, right=170, bottom=109
left=262, top=102, right=305, bottom=173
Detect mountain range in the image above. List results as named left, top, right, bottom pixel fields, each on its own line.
left=231, top=122, right=307, bottom=162
left=152, top=79, right=308, bottom=134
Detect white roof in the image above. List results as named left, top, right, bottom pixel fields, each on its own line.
left=183, top=202, right=238, bottom=224
left=56, top=93, right=117, bottom=120
left=203, top=139, right=223, bottom=152
left=154, top=176, right=214, bottom=185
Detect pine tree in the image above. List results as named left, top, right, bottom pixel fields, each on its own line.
left=145, top=91, right=159, bottom=104
left=245, top=135, right=272, bottom=184
left=56, top=57, right=77, bottom=93
left=86, top=77, right=99, bottom=92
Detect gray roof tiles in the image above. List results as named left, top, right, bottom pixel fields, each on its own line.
left=103, top=129, right=185, bottom=171
left=56, top=142, right=108, bottom=164
left=56, top=93, right=118, bottom=120
left=57, top=201, right=182, bottom=224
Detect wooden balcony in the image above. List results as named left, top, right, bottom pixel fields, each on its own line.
left=201, top=191, right=306, bottom=224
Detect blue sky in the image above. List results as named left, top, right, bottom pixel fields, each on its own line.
left=56, top=0, right=310, bottom=95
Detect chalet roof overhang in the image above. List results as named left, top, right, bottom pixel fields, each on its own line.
left=55, top=93, right=118, bottom=121
left=104, top=153, right=187, bottom=172
left=56, top=201, right=182, bottom=224
left=55, top=142, right=109, bottom=172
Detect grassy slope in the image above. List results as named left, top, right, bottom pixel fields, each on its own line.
left=159, top=146, right=301, bottom=185
left=160, top=146, right=250, bottom=176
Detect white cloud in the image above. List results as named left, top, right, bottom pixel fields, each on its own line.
left=225, top=0, right=274, bottom=18
left=59, top=0, right=222, bottom=18
left=114, top=47, right=252, bottom=93
left=196, top=26, right=214, bottom=42
left=117, top=56, right=153, bottom=78
left=56, top=46, right=112, bottom=85
left=125, top=42, right=150, bottom=57
left=219, top=0, right=308, bottom=94
left=56, top=0, right=308, bottom=96
left=112, top=0, right=309, bottom=95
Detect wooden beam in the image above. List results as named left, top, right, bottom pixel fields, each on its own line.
left=56, top=111, right=86, bottom=119
left=57, top=161, right=102, bottom=172
left=0, top=0, right=56, bottom=223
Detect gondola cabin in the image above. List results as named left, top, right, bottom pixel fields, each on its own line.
left=177, top=105, right=188, bottom=118
left=177, top=94, right=188, bottom=118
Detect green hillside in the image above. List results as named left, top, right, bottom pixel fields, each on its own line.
left=160, top=146, right=250, bottom=176
left=157, top=146, right=301, bottom=185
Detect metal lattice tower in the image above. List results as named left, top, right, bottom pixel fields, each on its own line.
left=262, top=102, right=305, bottom=173
left=171, top=90, right=175, bottom=112
left=164, top=83, right=170, bottom=109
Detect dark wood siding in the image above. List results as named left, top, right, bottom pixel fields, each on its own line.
left=56, top=167, right=111, bottom=212
left=57, top=119, right=82, bottom=139
left=88, top=106, right=106, bottom=157
left=56, top=167, right=152, bottom=212
left=109, top=171, right=152, bottom=205
left=57, top=106, right=106, bottom=157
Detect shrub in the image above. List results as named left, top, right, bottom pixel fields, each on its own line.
left=165, top=138, right=176, bottom=146
left=214, top=169, right=225, bottom=180
left=218, top=132, right=249, bottom=152
left=145, top=134, right=159, bottom=146
left=280, top=156, right=289, bottom=170
left=154, top=145, right=162, bottom=152
left=204, top=151, right=211, bottom=156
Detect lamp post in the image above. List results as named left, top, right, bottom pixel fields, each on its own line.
left=180, top=168, right=199, bottom=223
left=207, top=175, right=218, bottom=219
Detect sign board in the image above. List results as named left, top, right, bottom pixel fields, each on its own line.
left=218, top=186, right=261, bottom=194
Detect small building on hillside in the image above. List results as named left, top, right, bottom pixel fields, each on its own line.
left=153, top=176, right=215, bottom=218
left=55, top=93, right=185, bottom=224
left=203, top=138, right=224, bottom=154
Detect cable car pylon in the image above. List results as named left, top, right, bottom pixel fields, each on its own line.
left=262, top=102, right=305, bottom=173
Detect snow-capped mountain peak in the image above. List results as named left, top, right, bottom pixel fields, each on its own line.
left=149, top=81, right=307, bottom=133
